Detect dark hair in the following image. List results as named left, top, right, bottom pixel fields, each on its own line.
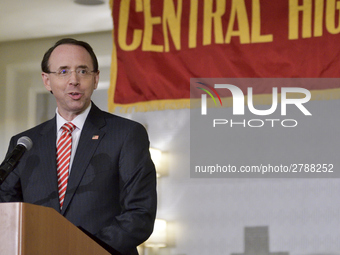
left=41, top=38, right=99, bottom=73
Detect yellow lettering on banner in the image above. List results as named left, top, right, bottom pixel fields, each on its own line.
left=314, top=0, right=324, bottom=36
left=189, top=0, right=198, bottom=48
left=203, top=0, right=226, bottom=45
left=116, top=0, right=277, bottom=52
left=163, top=0, right=183, bottom=51
left=251, top=0, right=273, bottom=42
left=289, top=0, right=312, bottom=39
left=118, top=0, right=143, bottom=51
left=326, top=0, right=340, bottom=34
left=142, top=0, right=163, bottom=52
left=225, top=0, right=250, bottom=44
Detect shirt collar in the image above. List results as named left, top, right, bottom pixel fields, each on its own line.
left=56, top=103, right=92, bottom=132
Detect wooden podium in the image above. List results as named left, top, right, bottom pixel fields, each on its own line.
left=0, top=203, right=110, bottom=255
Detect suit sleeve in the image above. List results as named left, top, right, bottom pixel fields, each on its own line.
left=95, top=123, right=157, bottom=254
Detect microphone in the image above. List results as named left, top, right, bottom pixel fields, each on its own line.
left=0, top=136, right=33, bottom=185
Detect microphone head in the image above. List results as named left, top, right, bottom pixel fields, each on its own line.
left=17, top=136, right=33, bottom=151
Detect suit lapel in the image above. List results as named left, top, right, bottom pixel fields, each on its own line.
left=38, top=117, right=60, bottom=212
left=61, top=104, right=106, bottom=214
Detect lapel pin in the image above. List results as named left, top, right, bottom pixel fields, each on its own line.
left=92, top=135, right=99, bottom=140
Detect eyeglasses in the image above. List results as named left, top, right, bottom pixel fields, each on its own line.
left=48, top=68, right=97, bottom=79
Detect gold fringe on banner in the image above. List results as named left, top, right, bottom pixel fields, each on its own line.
left=109, top=98, right=191, bottom=114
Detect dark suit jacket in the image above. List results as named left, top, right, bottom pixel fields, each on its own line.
left=0, top=103, right=157, bottom=255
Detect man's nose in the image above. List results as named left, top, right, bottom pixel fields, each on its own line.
left=68, top=70, right=80, bottom=85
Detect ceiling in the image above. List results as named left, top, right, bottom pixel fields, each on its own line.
left=0, top=0, right=113, bottom=42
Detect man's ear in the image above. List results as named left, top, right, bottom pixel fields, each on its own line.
left=94, top=70, right=100, bottom=90
left=42, top=72, right=52, bottom=93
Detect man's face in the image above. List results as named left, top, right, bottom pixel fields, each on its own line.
left=42, top=44, right=99, bottom=121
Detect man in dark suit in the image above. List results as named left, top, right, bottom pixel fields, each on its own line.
left=0, top=38, right=157, bottom=255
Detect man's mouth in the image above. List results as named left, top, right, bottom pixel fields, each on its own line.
left=69, top=92, right=82, bottom=100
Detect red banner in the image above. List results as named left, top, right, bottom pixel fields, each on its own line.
left=109, top=0, right=340, bottom=112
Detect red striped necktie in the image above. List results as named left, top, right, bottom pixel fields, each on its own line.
left=56, top=122, right=76, bottom=210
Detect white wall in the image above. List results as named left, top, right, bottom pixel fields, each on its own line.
left=1, top=33, right=340, bottom=255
